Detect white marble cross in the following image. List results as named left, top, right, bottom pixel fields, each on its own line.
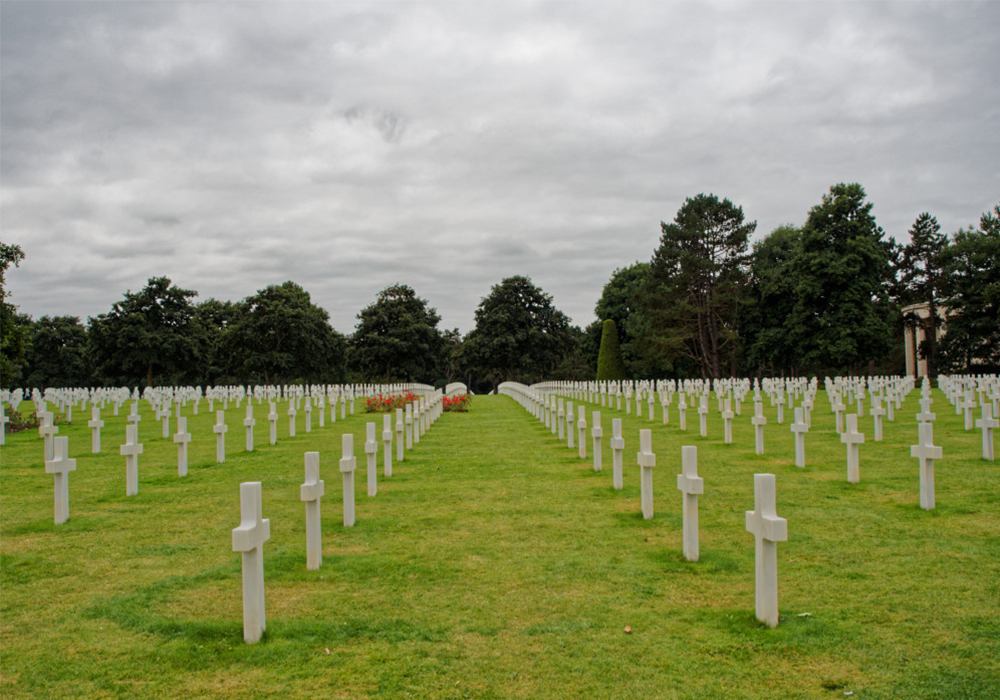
left=405, top=403, right=414, bottom=450
left=842, top=413, right=865, bottom=484
left=267, top=403, right=278, bottom=445
left=395, top=407, right=405, bottom=462
left=775, top=393, right=785, bottom=424
left=38, top=411, right=58, bottom=462
left=790, top=407, right=808, bottom=468
left=870, top=398, right=886, bottom=441
left=174, top=416, right=192, bottom=476
left=340, top=433, right=357, bottom=527
left=213, top=410, right=228, bottom=464
left=330, top=395, right=338, bottom=424
left=0, top=404, right=8, bottom=446
left=591, top=411, right=603, bottom=472
left=722, top=399, right=734, bottom=444
left=577, top=410, right=587, bottom=459
left=611, top=418, right=624, bottom=490
left=801, top=397, right=813, bottom=427
left=304, top=400, right=312, bottom=433
left=698, top=396, right=709, bottom=437
left=961, top=391, right=976, bottom=431
left=916, top=397, right=935, bottom=424
left=637, top=429, right=655, bottom=519
left=232, top=481, right=270, bottom=643
left=751, top=402, right=767, bottom=455
left=975, top=405, right=997, bottom=461
left=661, top=397, right=669, bottom=425
left=157, top=404, right=171, bottom=439
left=382, top=414, right=393, bottom=477
left=832, top=396, right=846, bottom=434
left=301, top=452, right=324, bottom=570
left=557, top=399, right=565, bottom=441
left=745, top=473, right=788, bottom=628
left=566, top=402, right=575, bottom=449
left=244, top=404, right=256, bottom=452
left=911, top=422, right=942, bottom=510
left=677, top=446, right=703, bottom=562
left=318, top=397, right=325, bottom=428
left=120, top=423, right=143, bottom=496
left=287, top=404, right=297, bottom=437
left=678, top=398, right=687, bottom=432
left=88, top=406, right=104, bottom=454
left=45, top=435, right=77, bottom=525
left=365, top=422, right=378, bottom=497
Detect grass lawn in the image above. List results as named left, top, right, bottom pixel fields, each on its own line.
left=1, top=390, right=998, bottom=699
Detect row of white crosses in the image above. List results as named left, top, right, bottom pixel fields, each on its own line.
left=232, top=392, right=447, bottom=644
left=26, top=384, right=439, bottom=525
left=501, top=382, right=789, bottom=628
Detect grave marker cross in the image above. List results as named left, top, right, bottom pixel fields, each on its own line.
left=745, top=473, right=788, bottom=628
left=232, top=481, right=270, bottom=643
left=45, top=435, right=77, bottom=525
left=676, top=446, right=703, bottom=562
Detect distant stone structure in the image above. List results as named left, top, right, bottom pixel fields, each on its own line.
left=902, top=302, right=947, bottom=379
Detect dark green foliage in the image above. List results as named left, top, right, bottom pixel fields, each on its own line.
left=225, top=281, right=346, bottom=385
left=596, top=319, right=627, bottom=380
left=23, top=315, right=92, bottom=387
left=348, top=284, right=441, bottom=383
left=786, top=184, right=896, bottom=374
left=899, top=213, right=948, bottom=377
left=937, top=203, right=1000, bottom=372
left=741, top=225, right=802, bottom=375
left=582, top=262, right=659, bottom=378
left=462, top=275, right=575, bottom=388
left=192, top=298, right=239, bottom=385
left=1, top=242, right=26, bottom=388
left=638, top=194, right=754, bottom=378
left=87, top=277, right=202, bottom=387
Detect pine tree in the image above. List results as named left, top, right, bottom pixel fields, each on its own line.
left=596, top=319, right=627, bottom=380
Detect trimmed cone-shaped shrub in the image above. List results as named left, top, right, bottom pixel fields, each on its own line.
left=596, top=319, right=627, bottom=380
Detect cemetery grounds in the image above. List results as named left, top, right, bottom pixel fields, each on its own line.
left=1, top=390, right=998, bottom=699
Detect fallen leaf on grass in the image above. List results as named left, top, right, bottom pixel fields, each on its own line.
left=325, top=648, right=331, bottom=655
left=624, top=625, right=632, bottom=634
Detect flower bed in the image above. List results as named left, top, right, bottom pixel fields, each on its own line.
left=365, top=392, right=418, bottom=413
left=443, top=394, right=470, bottom=413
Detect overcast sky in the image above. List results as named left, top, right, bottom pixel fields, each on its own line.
left=3, top=1, right=998, bottom=335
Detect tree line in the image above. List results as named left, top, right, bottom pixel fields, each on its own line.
left=2, top=183, right=997, bottom=392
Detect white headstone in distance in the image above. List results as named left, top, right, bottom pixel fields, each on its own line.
left=174, top=416, right=192, bottom=476
left=213, top=410, right=228, bottom=464
left=722, top=399, right=734, bottom=444
left=395, top=407, right=405, bottom=462
left=288, top=404, right=297, bottom=438
left=405, top=403, right=414, bottom=450
left=752, top=402, right=767, bottom=455
left=698, top=396, right=708, bottom=437
left=637, top=429, right=655, bottom=519
left=39, top=411, right=58, bottom=462
left=611, top=418, right=624, bottom=490
left=88, top=406, right=104, bottom=454
left=121, top=423, right=143, bottom=496
left=340, top=433, right=357, bottom=527
left=870, top=398, right=886, bottom=442
left=383, top=414, right=393, bottom=477
left=45, top=435, right=76, bottom=525
left=365, top=422, right=378, bottom=497
left=591, top=411, right=603, bottom=472
left=232, top=481, right=270, bottom=643
left=841, top=413, right=864, bottom=484
left=790, top=407, right=808, bottom=468
left=577, top=411, right=587, bottom=460
left=301, top=452, right=324, bottom=570
left=975, top=405, right=998, bottom=461
left=268, top=402, right=278, bottom=445
left=566, top=402, right=575, bottom=449
left=745, top=473, right=787, bottom=628
left=244, top=404, right=256, bottom=452
left=677, top=446, right=703, bottom=562
left=911, top=422, right=942, bottom=510
left=304, top=400, right=312, bottom=433
left=678, top=398, right=687, bottom=432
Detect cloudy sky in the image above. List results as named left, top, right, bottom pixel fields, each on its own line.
left=3, top=1, right=998, bottom=335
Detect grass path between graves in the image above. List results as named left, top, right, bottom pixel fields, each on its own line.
left=1, top=391, right=998, bottom=699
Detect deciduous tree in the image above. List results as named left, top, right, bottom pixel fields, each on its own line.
left=348, top=284, right=441, bottom=383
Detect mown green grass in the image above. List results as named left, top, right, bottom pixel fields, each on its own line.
left=1, top=390, right=997, bottom=699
